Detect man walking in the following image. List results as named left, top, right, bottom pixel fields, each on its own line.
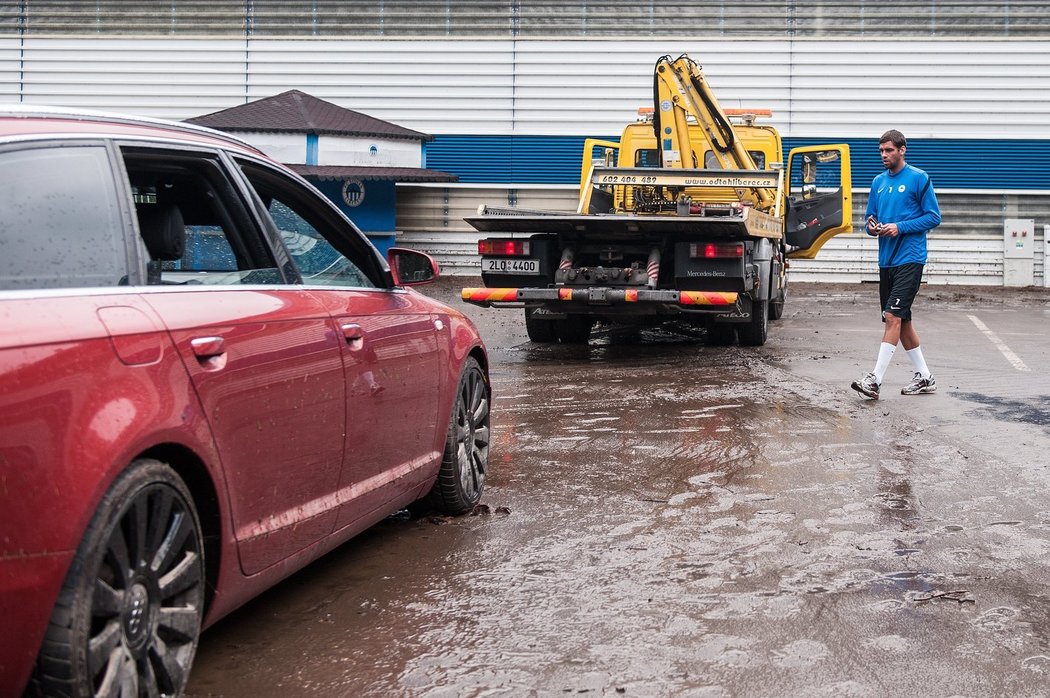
left=851, top=129, right=942, bottom=400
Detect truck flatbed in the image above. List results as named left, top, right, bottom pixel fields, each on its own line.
left=465, top=206, right=782, bottom=240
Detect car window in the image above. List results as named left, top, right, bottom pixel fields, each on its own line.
left=0, top=145, right=126, bottom=291
left=124, top=149, right=283, bottom=286
left=236, top=160, right=381, bottom=289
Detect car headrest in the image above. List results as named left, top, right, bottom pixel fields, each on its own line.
left=137, top=203, right=185, bottom=261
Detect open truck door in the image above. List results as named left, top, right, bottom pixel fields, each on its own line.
left=785, top=144, right=852, bottom=259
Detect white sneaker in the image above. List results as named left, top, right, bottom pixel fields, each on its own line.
left=901, top=372, right=936, bottom=395
left=851, top=372, right=880, bottom=400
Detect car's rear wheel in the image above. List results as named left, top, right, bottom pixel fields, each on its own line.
left=32, top=459, right=205, bottom=698
left=425, top=357, right=490, bottom=514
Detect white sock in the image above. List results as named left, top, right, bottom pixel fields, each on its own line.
left=906, top=346, right=931, bottom=379
left=873, top=342, right=895, bottom=383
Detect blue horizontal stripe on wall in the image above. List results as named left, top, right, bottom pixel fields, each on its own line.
left=785, top=137, right=1050, bottom=191
left=426, top=135, right=589, bottom=185
left=427, top=135, right=1050, bottom=190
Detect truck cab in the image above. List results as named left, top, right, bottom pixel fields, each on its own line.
left=590, top=110, right=851, bottom=259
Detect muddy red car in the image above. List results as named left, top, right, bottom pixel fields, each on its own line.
left=0, top=107, right=490, bottom=696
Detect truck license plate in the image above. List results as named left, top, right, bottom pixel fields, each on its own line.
left=483, top=258, right=540, bottom=274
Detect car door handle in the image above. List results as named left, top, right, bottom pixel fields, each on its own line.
left=190, top=336, right=226, bottom=358
left=341, top=323, right=365, bottom=349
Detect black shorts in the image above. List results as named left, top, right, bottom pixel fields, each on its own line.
left=879, top=263, right=924, bottom=322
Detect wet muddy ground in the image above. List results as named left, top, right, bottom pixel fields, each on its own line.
left=187, top=279, right=1050, bottom=697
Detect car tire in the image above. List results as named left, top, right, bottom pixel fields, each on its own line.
left=425, top=357, right=490, bottom=514
left=524, top=307, right=557, bottom=343
left=32, top=459, right=205, bottom=698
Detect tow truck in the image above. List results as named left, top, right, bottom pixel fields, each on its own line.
left=461, top=54, right=852, bottom=346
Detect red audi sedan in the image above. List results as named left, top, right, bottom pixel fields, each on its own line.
left=0, top=107, right=490, bottom=697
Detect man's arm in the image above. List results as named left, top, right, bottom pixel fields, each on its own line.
left=865, top=180, right=880, bottom=236
left=896, top=175, right=942, bottom=235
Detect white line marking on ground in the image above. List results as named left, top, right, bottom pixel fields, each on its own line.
left=967, top=315, right=1031, bottom=372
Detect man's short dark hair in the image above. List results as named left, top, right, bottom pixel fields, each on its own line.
left=880, top=129, right=907, bottom=149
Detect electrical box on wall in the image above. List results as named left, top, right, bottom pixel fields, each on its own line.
left=1045, top=225, right=1050, bottom=289
left=1003, top=218, right=1034, bottom=286
left=1004, top=218, right=1034, bottom=259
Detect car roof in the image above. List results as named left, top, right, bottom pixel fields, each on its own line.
left=0, top=104, right=266, bottom=156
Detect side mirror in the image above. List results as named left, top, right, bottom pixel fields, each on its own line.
left=387, top=247, right=439, bottom=286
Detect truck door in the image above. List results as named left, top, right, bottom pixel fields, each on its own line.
left=785, top=145, right=852, bottom=259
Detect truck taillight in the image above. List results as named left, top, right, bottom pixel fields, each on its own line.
left=479, top=239, right=531, bottom=256
left=690, top=243, right=744, bottom=259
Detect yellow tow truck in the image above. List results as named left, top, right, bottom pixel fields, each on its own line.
left=462, top=54, right=852, bottom=346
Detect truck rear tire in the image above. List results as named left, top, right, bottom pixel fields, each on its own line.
left=555, top=316, right=594, bottom=344
left=769, top=275, right=786, bottom=320
left=525, top=308, right=557, bottom=343
left=738, top=299, right=769, bottom=346
left=706, top=323, right=736, bottom=346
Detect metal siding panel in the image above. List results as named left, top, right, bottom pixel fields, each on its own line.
left=245, top=40, right=514, bottom=134
left=14, top=38, right=248, bottom=117
left=788, top=235, right=1008, bottom=285
left=18, top=1, right=247, bottom=35
left=395, top=186, right=1048, bottom=286
left=394, top=228, right=1026, bottom=285
left=509, top=40, right=791, bottom=137
left=426, top=135, right=592, bottom=184
left=9, top=2, right=1050, bottom=39
left=249, top=1, right=514, bottom=37
left=784, top=41, right=1050, bottom=139
left=788, top=138, right=1050, bottom=191
left=6, top=37, right=1050, bottom=141
left=238, top=38, right=1050, bottom=141
left=0, top=38, right=20, bottom=98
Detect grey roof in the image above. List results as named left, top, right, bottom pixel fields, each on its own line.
left=186, top=90, right=431, bottom=141
left=288, top=165, right=456, bottom=183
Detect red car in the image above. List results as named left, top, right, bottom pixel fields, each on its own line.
left=0, top=107, right=490, bottom=696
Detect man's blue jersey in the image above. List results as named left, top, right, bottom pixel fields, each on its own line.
left=865, top=163, right=941, bottom=268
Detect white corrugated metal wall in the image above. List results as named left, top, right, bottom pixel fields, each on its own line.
left=1, top=31, right=1047, bottom=283
left=3, top=38, right=1049, bottom=139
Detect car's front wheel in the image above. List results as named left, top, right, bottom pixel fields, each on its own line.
left=32, top=459, right=205, bottom=697
left=425, top=357, right=491, bottom=514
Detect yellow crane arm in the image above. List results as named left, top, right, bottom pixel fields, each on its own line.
left=652, top=54, right=776, bottom=211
